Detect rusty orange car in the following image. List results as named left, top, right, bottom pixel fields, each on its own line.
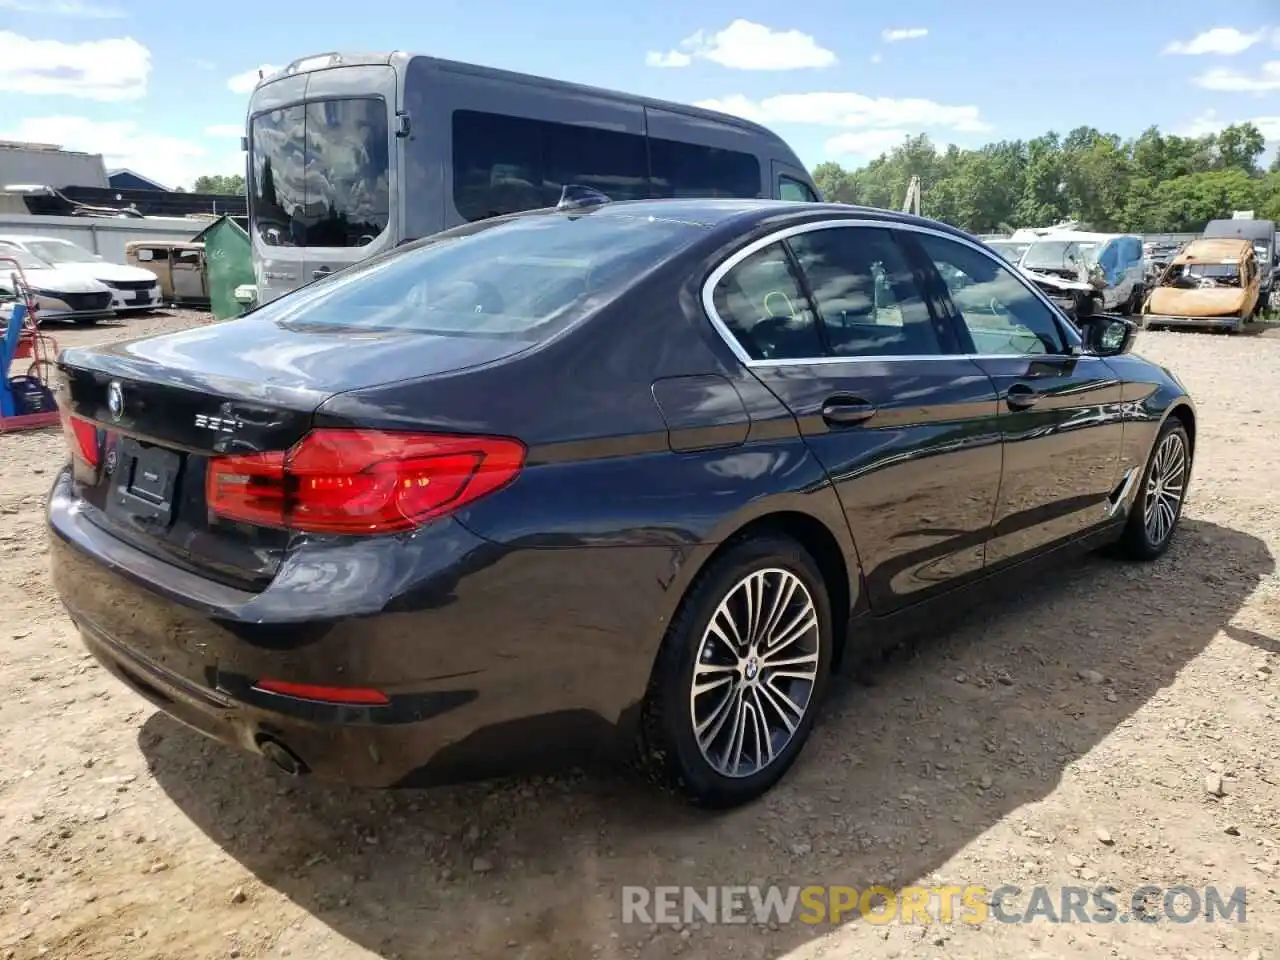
left=1143, top=237, right=1262, bottom=333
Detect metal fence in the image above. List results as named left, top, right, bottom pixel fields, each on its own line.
left=0, top=213, right=206, bottom=265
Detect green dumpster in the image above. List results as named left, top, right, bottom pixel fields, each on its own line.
left=194, top=216, right=255, bottom=321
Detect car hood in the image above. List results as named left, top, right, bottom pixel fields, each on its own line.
left=3, top=265, right=111, bottom=294
left=1148, top=285, right=1250, bottom=318
left=50, top=261, right=159, bottom=284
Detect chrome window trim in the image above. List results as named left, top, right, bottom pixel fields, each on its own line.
left=700, top=217, right=1089, bottom=368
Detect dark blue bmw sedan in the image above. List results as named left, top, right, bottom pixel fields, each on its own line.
left=47, top=197, right=1195, bottom=807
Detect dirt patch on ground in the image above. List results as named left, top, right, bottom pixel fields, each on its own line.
left=1, top=312, right=1278, bottom=959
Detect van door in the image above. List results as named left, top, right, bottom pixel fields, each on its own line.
left=645, top=108, right=767, bottom=198
left=298, top=64, right=400, bottom=288
left=773, top=159, right=819, bottom=201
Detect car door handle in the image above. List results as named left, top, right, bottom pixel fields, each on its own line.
left=821, top=397, right=877, bottom=426
left=311, top=266, right=332, bottom=281
left=1006, top=383, right=1041, bottom=410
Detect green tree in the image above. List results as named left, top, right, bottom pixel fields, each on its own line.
left=808, top=122, right=1279, bottom=234
left=192, top=174, right=246, bottom=196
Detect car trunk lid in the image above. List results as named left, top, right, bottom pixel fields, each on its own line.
left=57, top=317, right=535, bottom=590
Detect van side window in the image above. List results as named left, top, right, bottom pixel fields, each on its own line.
left=779, top=176, right=818, bottom=202
left=452, top=110, right=649, bottom=222
left=649, top=138, right=762, bottom=199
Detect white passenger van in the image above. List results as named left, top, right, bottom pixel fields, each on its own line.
left=242, top=51, right=822, bottom=305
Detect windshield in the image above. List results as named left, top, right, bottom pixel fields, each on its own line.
left=0, top=244, right=50, bottom=271
left=25, top=240, right=97, bottom=264
left=1022, top=240, right=1100, bottom=271
left=256, top=209, right=704, bottom=337
left=250, top=97, right=390, bottom=248
left=987, top=240, right=1029, bottom=263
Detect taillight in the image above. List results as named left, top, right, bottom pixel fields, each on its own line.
left=206, top=429, right=526, bottom=535
left=60, top=410, right=100, bottom=467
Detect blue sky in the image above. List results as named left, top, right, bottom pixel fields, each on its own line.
left=1, top=0, right=1278, bottom=188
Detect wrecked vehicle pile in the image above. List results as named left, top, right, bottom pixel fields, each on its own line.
left=1143, top=238, right=1262, bottom=333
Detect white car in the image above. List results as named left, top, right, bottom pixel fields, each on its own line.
left=0, top=245, right=115, bottom=325
left=0, top=235, right=162, bottom=314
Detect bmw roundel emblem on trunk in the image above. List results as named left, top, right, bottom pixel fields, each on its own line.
left=107, top=381, right=124, bottom=421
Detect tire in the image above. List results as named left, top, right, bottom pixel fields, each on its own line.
left=1114, top=418, right=1190, bottom=561
left=637, top=535, right=834, bottom=808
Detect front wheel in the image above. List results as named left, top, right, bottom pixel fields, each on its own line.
left=638, top=535, right=833, bottom=808
left=1115, top=419, right=1190, bottom=561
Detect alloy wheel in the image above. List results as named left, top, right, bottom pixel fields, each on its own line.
left=1144, top=431, right=1187, bottom=547
left=689, top=568, right=821, bottom=778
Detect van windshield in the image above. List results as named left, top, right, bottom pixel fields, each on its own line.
left=249, top=97, right=390, bottom=248
left=1022, top=240, right=1100, bottom=271
left=258, top=209, right=704, bottom=338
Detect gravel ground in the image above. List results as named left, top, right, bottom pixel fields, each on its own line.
left=2, top=310, right=1280, bottom=960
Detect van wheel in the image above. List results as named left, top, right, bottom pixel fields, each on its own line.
left=637, top=535, right=833, bottom=808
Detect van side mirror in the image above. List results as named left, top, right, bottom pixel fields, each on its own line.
left=1077, top=314, right=1136, bottom=357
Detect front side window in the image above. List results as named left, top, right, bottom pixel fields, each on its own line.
left=779, top=176, right=818, bottom=203
left=789, top=227, right=944, bottom=357
left=711, top=242, right=822, bottom=361
left=249, top=98, right=388, bottom=248
left=257, top=208, right=702, bottom=340
left=916, top=233, right=1067, bottom=356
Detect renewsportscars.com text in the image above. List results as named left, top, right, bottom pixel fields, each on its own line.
left=621, top=884, right=1247, bottom=926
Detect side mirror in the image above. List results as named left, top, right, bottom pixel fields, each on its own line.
left=1077, top=314, right=1137, bottom=357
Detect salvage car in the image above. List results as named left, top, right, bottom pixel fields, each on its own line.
left=0, top=234, right=162, bottom=314
left=1143, top=237, right=1261, bottom=333
left=0, top=243, right=115, bottom=325
left=1020, top=233, right=1146, bottom=315
left=48, top=198, right=1196, bottom=807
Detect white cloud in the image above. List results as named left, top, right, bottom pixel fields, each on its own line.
left=0, top=116, right=241, bottom=191
left=646, top=50, right=692, bottom=68
left=227, top=63, right=282, bottom=94
left=1193, top=60, right=1280, bottom=91
left=1181, top=109, right=1280, bottom=141
left=646, top=20, right=836, bottom=70
left=1163, top=27, right=1265, bottom=55
left=204, top=124, right=243, bottom=138
left=825, top=130, right=914, bottom=158
left=881, top=27, right=928, bottom=42
left=0, top=0, right=124, bottom=17
left=0, top=32, right=149, bottom=101
left=696, top=91, right=990, bottom=133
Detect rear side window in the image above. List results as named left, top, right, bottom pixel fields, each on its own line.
left=711, top=242, right=823, bottom=361
left=257, top=210, right=702, bottom=339
left=452, top=110, right=651, bottom=222
left=788, top=227, right=944, bottom=357
left=649, top=138, right=761, bottom=199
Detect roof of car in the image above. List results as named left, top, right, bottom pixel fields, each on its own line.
left=1175, top=237, right=1254, bottom=263
left=552, top=198, right=979, bottom=241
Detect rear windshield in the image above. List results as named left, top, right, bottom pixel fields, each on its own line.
left=250, top=97, right=390, bottom=248
left=256, top=209, right=704, bottom=338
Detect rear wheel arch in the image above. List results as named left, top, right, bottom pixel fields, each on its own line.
left=663, top=510, right=858, bottom=673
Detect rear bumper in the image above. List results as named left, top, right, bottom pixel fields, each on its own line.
left=46, top=469, right=669, bottom=787
left=1143, top=313, right=1244, bottom=330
